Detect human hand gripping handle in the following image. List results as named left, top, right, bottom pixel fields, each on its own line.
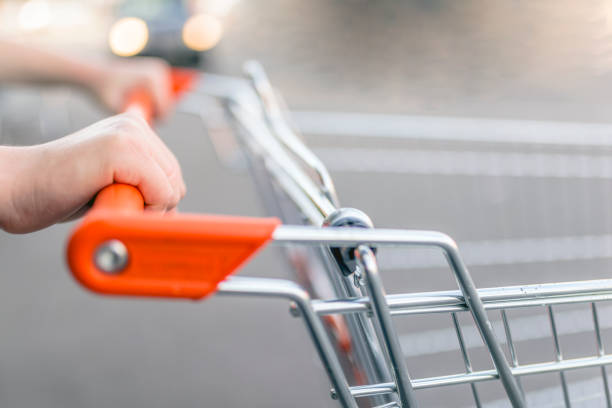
left=96, top=67, right=196, bottom=208
left=67, top=69, right=280, bottom=299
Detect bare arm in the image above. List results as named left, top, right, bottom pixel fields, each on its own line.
left=0, top=38, right=172, bottom=116
left=0, top=39, right=184, bottom=233
left=0, top=114, right=186, bottom=233
left=0, top=38, right=104, bottom=85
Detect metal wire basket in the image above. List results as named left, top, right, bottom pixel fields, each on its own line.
left=66, top=62, right=612, bottom=408
left=200, top=62, right=612, bottom=408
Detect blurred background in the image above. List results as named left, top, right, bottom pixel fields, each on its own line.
left=4, top=0, right=612, bottom=407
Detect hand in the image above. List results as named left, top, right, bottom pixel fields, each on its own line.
left=91, top=57, right=173, bottom=117
left=0, top=113, right=185, bottom=233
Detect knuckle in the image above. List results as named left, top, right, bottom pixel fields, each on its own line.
left=107, top=115, right=150, bottom=144
left=123, top=112, right=149, bottom=129
left=105, top=130, right=128, bottom=150
left=110, top=114, right=138, bottom=134
left=103, top=131, right=141, bottom=160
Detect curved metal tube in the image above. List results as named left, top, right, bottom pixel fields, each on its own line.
left=272, top=226, right=526, bottom=407
left=244, top=60, right=340, bottom=207
left=217, top=277, right=358, bottom=408
left=357, top=246, right=418, bottom=407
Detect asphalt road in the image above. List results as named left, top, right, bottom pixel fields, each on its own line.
left=4, top=1, right=612, bottom=407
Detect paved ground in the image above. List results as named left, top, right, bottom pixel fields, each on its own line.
left=4, top=0, right=612, bottom=407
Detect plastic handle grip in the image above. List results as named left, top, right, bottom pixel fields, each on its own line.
left=124, top=88, right=155, bottom=123
left=67, top=209, right=280, bottom=299
left=93, top=183, right=144, bottom=213
left=123, top=67, right=197, bottom=130
left=67, top=69, right=282, bottom=299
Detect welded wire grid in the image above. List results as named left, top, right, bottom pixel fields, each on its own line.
left=286, top=109, right=612, bottom=407
left=213, top=75, right=612, bottom=407
left=8, top=71, right=612, bottom=407
left=312, top=268, right=612, bottom=407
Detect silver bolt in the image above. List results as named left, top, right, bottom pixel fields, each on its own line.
left=289, top=302, right=301, bottom=317
left=353, top=264, right=365, bottom=288
left=94, top=240, right=129, bottom=274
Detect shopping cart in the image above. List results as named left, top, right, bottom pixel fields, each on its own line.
left=65, top=62, right=612, bottom=408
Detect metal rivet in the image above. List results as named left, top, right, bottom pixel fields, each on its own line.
left=289, top=302, right=301, bottom=317
left=94, top=240, right=129, bottom=274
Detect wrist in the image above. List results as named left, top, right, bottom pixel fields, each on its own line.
left=0, top=144, right=54, bottom=233
left=0, top=146, right=28, bottom=231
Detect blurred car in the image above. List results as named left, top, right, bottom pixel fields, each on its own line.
left=109, top=0, right=226, bottom=66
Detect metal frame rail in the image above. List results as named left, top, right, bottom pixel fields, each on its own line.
left=216, top=226, right=612, bottom=407
left=178, top=62, right=612, bottom=407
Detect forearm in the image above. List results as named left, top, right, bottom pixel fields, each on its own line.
left=0, top=145, right=35, bottom=232
left=0, top=114, right=185, bottom=233
left=0, top=147, right=15, bottom=231
left=0, top=38, right=106, bottom=88
left=0, top=38, right=173, bottom=115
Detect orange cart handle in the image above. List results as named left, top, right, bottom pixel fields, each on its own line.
left=123, top=67, right=196, bottom=123
left=67, top=69, right=281, bottom=300
left=93, top=182, right=144, bottom=212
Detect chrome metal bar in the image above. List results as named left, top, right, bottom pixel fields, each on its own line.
left=214, top=67, right=395, bottom=404
left=264, top=159, right=325, bottom=225
left=508, top=354, right=612, bottom=378
left=373, top=403, right=400, bottom=408
left=186, top=72, right=338, bottom=222
left=501, top=310, right=524, bottom=394
left=310, top=279, right=612, bottom=316
left=336, top=382, right=396, bottom=399
left=451, top=313, right=482, bottom=407
left=548, top=306, right=571, bottom=407
left=234, top=100, right=393, bottom=399
left=357, top=246, right=418, bottom=407
left=229, top=101, right=337, bottom=220
left=318, top=245, right=396, bottom=406
left=548, top=306, right=565, bottom=363
left=243, top=60, right=340, bottom=206
left=271, top=225, right=457, bottom=246
left=592, top=303, right=612, bottom=408
left=216, top=277, right=357, bottom=408
left=273, top=225, right=525, bottom=406
left=347, top=353, right=612, bottom=396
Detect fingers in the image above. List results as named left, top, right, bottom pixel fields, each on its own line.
left=125, top=113, right=186, bottom=202
left=108, top=114, right=185, bottom=211
left=138, top=161, right=177, bottom=212
left=112, top=146, right=178, bottom=211
left=1, top=112, right=186, bottom=233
